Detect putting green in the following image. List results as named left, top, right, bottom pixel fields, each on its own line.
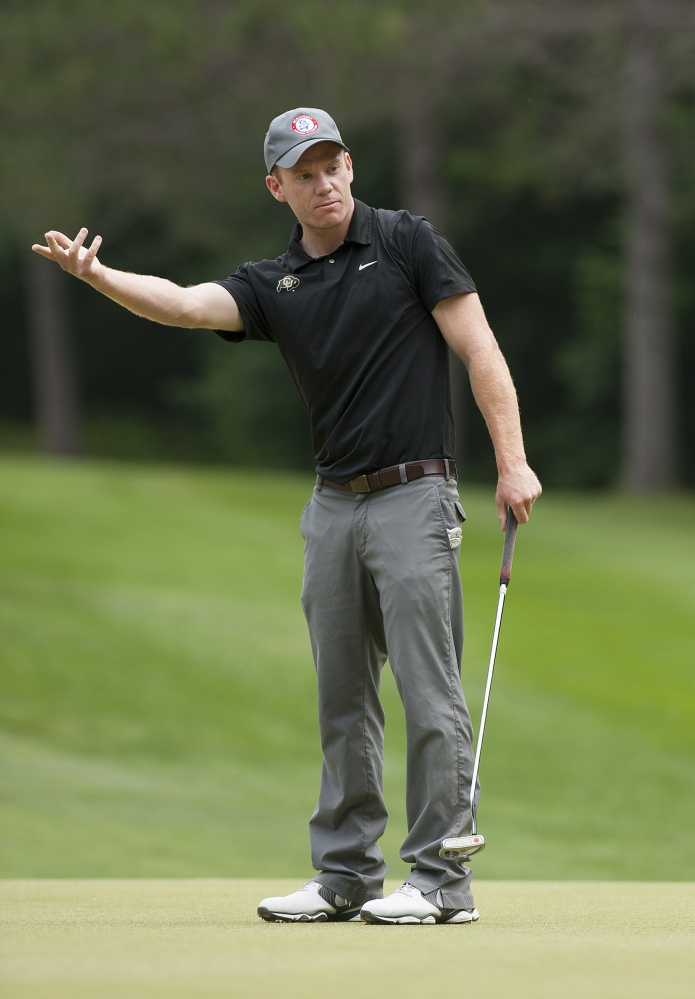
left=1, top=880, right=693, bottom=998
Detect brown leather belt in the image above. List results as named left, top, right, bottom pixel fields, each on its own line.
left=318, top=459, right=457, bottom=494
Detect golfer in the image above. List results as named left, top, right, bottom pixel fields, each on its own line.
left=33, top=107, right=541, bottom=925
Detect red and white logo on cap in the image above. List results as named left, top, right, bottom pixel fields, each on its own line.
left=292, top=114, right=319, bottom=135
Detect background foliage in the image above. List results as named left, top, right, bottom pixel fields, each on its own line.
left=1, top=0, right=694, bottom=486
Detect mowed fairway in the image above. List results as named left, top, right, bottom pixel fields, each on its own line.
left=1, top=457, right=694, bottom=995
left=2, top=879, right=694, bottom=999
left=1, top=456, right=694, bottom=879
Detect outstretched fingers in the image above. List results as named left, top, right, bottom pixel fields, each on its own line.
left=48, top=231, right=72, bottom=250
left=31, top=243, right=55, bottom=260
left=44, top=231, right=71, bottom=263
left=68, top=227, right=88, bottom=262
left=31, top=228, right=102, bottom=278
left=84, top=233, right=102, bottom=264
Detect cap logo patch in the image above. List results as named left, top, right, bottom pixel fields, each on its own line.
left=277, top=275, right=300, bottom=293
left=292, top=114, right=319, bottom=135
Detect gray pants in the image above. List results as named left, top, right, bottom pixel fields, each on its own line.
left=300, top=474, right=477, bottom=910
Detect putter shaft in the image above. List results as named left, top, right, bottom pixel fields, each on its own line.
left=440, top=509, right=518, bottom=862
left=470, top=582, right=507, bottom=834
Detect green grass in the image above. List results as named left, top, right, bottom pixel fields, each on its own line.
left=1, top=879, right=694, bottom=999
left=0, top=455, right=693, bottom=879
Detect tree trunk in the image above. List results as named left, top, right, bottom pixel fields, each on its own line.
left=26, top=254, right=81, bottom=456
left=398, top=85, right=448, bottom=231
left=623, top=1, right=677, bottom=490
left=397, top=87, right=467, bottom=471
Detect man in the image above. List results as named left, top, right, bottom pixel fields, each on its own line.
left=33, top=107, right=541, bottom=925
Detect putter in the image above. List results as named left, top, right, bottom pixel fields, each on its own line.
left=440, top=507, right=519, bottom=864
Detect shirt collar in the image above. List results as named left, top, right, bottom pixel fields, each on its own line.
left=286, top=199, right=372, bottom=272
left=345, top=199, right=372, bottom=246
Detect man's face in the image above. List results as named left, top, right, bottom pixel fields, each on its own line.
left=266, top=142, right=354, bottom=231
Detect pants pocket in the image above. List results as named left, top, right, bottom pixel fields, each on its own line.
left=433, top=479, right=466, bottom=550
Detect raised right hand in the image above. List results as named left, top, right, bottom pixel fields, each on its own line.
left=31, top=228, right=104, bottom=283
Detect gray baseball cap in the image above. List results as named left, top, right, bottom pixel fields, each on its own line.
left=264, top=108, right=349, bottom=173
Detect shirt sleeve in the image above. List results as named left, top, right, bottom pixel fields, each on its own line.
left=211, top=263, right=275, bottom=343
left=410, top=220, right=477, bottom=312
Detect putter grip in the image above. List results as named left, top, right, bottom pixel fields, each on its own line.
left=500, top=508, right=518, bottom=585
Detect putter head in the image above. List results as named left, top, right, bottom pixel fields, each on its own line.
left=439, top=835, right=486, bottom=862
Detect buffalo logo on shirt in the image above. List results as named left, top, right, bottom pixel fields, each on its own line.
left=277, top=275, right=300, bottom=293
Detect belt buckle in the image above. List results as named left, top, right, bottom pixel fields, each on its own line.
left=350, top=474, right=371, bottom=493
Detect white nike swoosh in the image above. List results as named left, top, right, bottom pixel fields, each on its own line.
left=358, top=261, right=377, bottom=270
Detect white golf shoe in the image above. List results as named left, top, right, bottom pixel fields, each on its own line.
left=257, top=880, right=362, bottom=923
left=360, top=882, right=479, bottom=925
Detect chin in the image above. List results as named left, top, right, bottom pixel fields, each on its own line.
left=312, top=207, right=346, bottom=228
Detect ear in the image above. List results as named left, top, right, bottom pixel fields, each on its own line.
left=344, top=151, right=354, bottom=185
left=266, top=173, right=287, bottom=203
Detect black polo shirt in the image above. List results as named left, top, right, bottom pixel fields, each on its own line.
left=214, top=199, right=476, bottom=484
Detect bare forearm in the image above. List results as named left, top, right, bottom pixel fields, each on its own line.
left=89, top=266, right=199, bottom=328
left=31, top=229, right=242, bottom=332
left=433, top=293, right=541, bottom=525
left=466, top=345, right=527, bottom=473
left=460, top=342, right=542, bottom=525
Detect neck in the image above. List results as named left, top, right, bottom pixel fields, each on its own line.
left=299, top=199, right=355, bottom=258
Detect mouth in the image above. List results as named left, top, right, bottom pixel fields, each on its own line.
left=315, top=200, right=339, bottom=210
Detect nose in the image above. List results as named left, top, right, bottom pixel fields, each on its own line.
left=315, top=172, right=333, bottom=195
